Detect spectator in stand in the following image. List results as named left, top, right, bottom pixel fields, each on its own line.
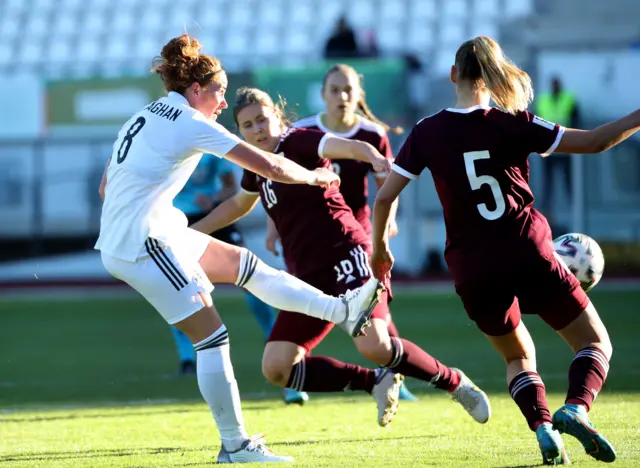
left=324, top=16, right=360, bottom=59
left=536, top=76, right=581, bottom=231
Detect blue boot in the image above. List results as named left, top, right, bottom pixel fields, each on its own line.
left=552, top=404, right=616, bottom=463
left=536, top=422, right=570, bottom=465
left=398, top=382, right=419, bottom=401
left=283, top=388, right=309, bottom=405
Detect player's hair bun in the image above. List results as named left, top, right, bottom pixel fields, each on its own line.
left=152, top=34, right=222, bottom=94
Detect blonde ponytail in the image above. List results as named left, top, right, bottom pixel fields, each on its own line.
left=455, top=36, right=534, bottom=114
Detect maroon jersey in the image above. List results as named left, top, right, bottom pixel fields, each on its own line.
left=393, top=106, right=564, bottom=285
left=294, top=114, right=394, bottom=234
left=241, top=128, right=371, bottom=277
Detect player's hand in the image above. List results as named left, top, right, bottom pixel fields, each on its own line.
left=265, top=225, right=281, bottom=256
left=311, top=168, right=340, bottom=189
left=388, top=219, right=399, bottom=238
left=371, top=243, right=394, bottom=283
left=365, top=147, right=391, bottom=173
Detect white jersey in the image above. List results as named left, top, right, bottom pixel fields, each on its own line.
left=95, top=92, right=241, bottom=262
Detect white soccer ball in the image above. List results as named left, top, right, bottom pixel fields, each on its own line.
left=553, top=233, right=605, bottom=292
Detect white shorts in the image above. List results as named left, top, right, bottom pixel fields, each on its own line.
left=101, top=229, right=214, bottom=324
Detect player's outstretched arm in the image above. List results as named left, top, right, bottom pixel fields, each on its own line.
left=556, top=109, right=640, bottom=154
left=371, top=171, right=411, bottom=281
left=224, top=142, right=339, bottom=188
left=190, top=191, right=260, bottom=234
left=321, top=135, right=391, bottom=173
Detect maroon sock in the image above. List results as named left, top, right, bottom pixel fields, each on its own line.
left=386, top=319, right=399, bottom=338
left=508, top=371, right=552, bottom=431
left=566, top=346, right=609, bottom=411
left=387, top=337, right=460, bottom=391
left=286, top=356, right=377, bottom=393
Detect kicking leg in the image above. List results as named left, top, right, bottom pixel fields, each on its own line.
left=198, top=239, right=382, bottom=337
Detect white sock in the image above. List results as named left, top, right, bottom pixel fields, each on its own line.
left=194, top=325, right=249, bottom=451
left=235, top=249, right=346, bottom=323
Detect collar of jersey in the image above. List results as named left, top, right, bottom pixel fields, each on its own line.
left=445, top=105, right=491, bottom=114
left=167, top=91, right=190, bottom=106
left=315, top=112, right=361, bottom=138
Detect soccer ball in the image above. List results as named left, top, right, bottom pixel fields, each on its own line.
left=553, top=233, right=605, bottom=292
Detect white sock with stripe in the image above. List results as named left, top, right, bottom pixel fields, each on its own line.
left=194, top=325, right=249, bottom=451
left=235, top=249, right=347, bottom=323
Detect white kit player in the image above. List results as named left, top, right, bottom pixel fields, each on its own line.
left=95, top=34, right=383, bottom=464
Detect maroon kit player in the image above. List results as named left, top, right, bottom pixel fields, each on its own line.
left=194, top=87, right=491, bottom=427
left=269, top=63, right=418, bottom=401
left=372, top=36, right=640, bottom=464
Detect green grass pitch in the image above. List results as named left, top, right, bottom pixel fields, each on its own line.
left=1, top=288, right=639, bottom=467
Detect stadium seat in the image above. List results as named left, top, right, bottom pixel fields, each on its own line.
left=83, top=11, right=107, bottom=36
left=439, top=22, right=466, bottom=47
left=259, top=0, right=284, bottom=28
left=255, top=30, right=281, bottom=57
left=505, top=0, right=534, bottom=19
left=377, top=24, right=404, bottom=53
left=410, top=0, right=437, bottom=21
left=78, top=38, right=101, bottom=63
left=105, top=39, right=130, bottom=61
left=25, top=14, right=49, bottom=39
left=442, top=0, right=468, bottom=20
left=229, top=2, right=254, bottom=29
left=473, top=0, right=499, bottom=19
left=318, top=0, right=343, bottom=26
left=53, top=15, right=77, bottom=39
left=408, top=21, right=435, bottom=53
left=348, top=0, right=376, bottom=29
left=141, top=10, right=164, bottom=35
left=289, top=3, right=314, bottom=27
left=381, top=0, right=408, bottom=25
left=49, top=38, right=72, bottom=64
left=470, top=20, right=500, bottom=40
left=434, top=48, right=459, bottom=77
left=285, top=30, right=314, bottom=55
left=112, top=10, right=136, bottom=34
left=0, top=43, right=11, bottom=67
left=20, top=41, right=41, bottom=66
left=0, top=15, right=20, bottom=41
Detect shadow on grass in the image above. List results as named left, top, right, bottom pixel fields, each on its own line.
left=0, top=435, right=437, bottom=464
left=0, top=405, right=273, bottom=424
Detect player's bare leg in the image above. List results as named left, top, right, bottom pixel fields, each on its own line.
left=486, top=322, right=568, bottom=465
left=175, top=296, right=293, bottom=463
left=552, top=302, right=616, bottom=463
left=354, top=318, right=490, bottom=423
left=198, top=238, right=381, bottom=336
left=261, top=341, right=402, bottom=427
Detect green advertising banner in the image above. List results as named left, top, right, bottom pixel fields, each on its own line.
left=46, top=72, right=253, bottom=133
left=253, top=59, right=409, bottom=125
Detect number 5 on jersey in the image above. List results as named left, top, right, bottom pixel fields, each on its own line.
left=261, top=180, right=278, bottom=208
left=464, top=150, right=506, bottom=220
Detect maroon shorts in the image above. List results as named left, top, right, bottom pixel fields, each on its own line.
left=455, top=251, right=590, bottom=337
left=268, top=244, right=390, bottom=352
